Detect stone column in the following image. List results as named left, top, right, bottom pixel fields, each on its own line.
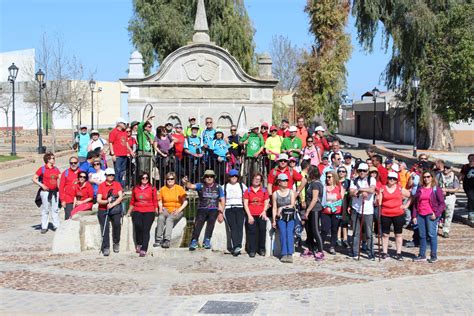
left=258, top=53, right=273, bottom=79
left=128, top=51, right=145, bottom=79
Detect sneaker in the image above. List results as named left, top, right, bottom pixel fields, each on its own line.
left=248, top=252, right=256, bottom=258
left=394, top=254, right=404, bottom=261
left=380, top=252, right=389, bottom=260
left=203, top=238, right=211, bottom=249
left=153, top=241, right=162, bottom=248
left=367, top=254, right=376, bottom=261
left=135, top=245, right=142, bottom=253
left=428, top=257, right=438, bottom=263
left=113, top=243, right=120, bottom=253
left=103, top=248, right=110, bottom=256
left=161, top=240, right=170, bottom=248
left=300, top=249, right=313, bottom=258
left=286, top=255, right=293, bottom=263
left=342, top=240, right=350, bottom=249
left=189, top=239, right=198, bottom=251
left=442, top=232, right=449, bottom=238
left=51, top=226, right=57, bottom=232
left=139, top=250, right=146, bottom=257
left=413, top=255, right=427, bottom=262
left=41, top=229, right=47, bottom=234
left=233, top=247, right=241, bottom=256
left=280, top=256, right=288, bottom=263
left=336, top=239, right=343, bottom=247
left=257, top=249, right=266, bottom=256
left=315, top=252, right=325, bottom=261
left=405, top=241, right=416, bottom=248
left=329, top=247, right=336, bottom=255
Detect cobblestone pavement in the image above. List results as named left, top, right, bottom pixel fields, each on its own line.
left=1, top=184, right=473, bottom=314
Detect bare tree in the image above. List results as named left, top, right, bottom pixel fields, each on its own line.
left=0, top=87, right=12, bottom=130
left=269, top=35, right=303, bottom=91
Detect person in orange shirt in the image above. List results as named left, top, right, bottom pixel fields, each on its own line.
left=398, top=162, right=411, bottom=189
left=154, top=172, right=188, bottom=248
left=295, top=117, right=308, bottom=148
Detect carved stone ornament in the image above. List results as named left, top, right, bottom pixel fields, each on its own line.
left=183, top=54, right=219, bottom=82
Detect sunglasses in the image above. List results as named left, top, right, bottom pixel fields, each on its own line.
left=279, top=179, right=289, bottom=182
left=423, top=175, right=432, bottom=179
left=279, top=160, right=288, bottom=163
left=166, top=178, right=175, bottom=181
left=327, top=176, right=333, bottom=179
left=93, top=163, right=101, bottom=166
left=388, top=177, right=398, bottom=181
left=261, top=126, right=268, bottom=129
left=78, top=175, right=87, bottom=179
left=106, top=174, right=115, bottom=177
left=49, top=157, right=56, bottom=160
left=206, top=121, right=212, bottom=124
left=141, top=176, right=149, bottom=180
left=229, top=175, right=238, bottom=178
left=357, top=170, right=367, bottom=172
left=204, top=175, right=214, bottom=179
left=231, top=129, right=237, bottom=132
left=307, top=140, right=313, bottom=143
left=337, top=170, right=346, bottom=173
left=70, top=161, right=78, bottom=165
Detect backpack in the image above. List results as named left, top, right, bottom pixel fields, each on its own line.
left=224, top=182, right=245, bottom=202
left=39, top=165, right=60, bottom=184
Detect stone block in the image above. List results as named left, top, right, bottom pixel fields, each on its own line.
left=52, top=220, right=81, bottom=254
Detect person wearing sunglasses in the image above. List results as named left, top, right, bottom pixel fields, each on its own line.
left=378, top=172, right=411, bottom=260
left=183, top=170, right=225, bottom=250
left=59, top=156, right=80, bottom=220
left=201, top=117, right=216, bottom=169
left=70, top=171, right=94, bottom=219
left=435, top=162, right=460, bottom=238
left=155, top=172, right=188, bottom=249
left=265, top=125, right=283, bottom=168
left=87, top=129, right=109, bottom=168
left=210, top=129, right=229, bottom=183
left=321, top=171, right=345, bottom=255
left=127, top=172, right=158, bottom=257
left=281, top=126, right=303, bottom=161
left=88, top=158, right=106, bottom=200
left=267, top=154, right=304, bottom=196
left=240, top=125, right=265, bottom=180
left=32, top=152, right=61, bottom=234
left=227, top=125, right=243, bottom=171
left=295, top=117, right=308, bottom=148
left=337, top=166, right=351, bottom=249
left=171, top=123, right=186, bottom=177
left=412, top=170, right=446, bottom=263
left=301, top=136, right=320, bottom=167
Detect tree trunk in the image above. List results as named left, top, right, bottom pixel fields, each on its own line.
left=418, top=104, right=454, bottom=151
left=51, top=115, right=56, bottom=153
left=70, top=111, right=75, bottom=142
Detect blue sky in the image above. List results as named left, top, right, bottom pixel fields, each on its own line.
left=0, top=0, right=389, bottom=99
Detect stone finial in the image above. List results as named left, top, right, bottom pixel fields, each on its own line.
left=257, top=52, right=273, bottom=79
left=192, top=0, right=210, bottom=43
left=128, top=50, right=145, bottom=78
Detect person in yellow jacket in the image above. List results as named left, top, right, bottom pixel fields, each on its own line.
left=264, top=125, right=283, bottom=168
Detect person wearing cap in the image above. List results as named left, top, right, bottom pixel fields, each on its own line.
left=184, top=116, right=202, bottom=137
left=281, top=126, right=303, bottom=160
left=349, top=162, right=377, bottom=260
left=341, top=152, right=354, bottom=180
left=74, top=125, right=90, bottom=163
left=240, top=125, right=265, bottom=180
left=265, top=125, right=283, bottom=168
left=371, top=155, right=388, bottom=185
left=109, top=117, right=134, bottom=187
left=130, top=121, right=140, bottom=140
left=59, top=156, right=80, bottom=220
left=96, top=167, right=124, bottom=256
left=201, top=117, right=216, bottom=169
left=435, top=162, right=460, bottom=238
left=267, top=153, right=303, bottom=195
left=210, top=129, right=229, bottom=182
left=88, top=129, right=108, bottom=168
left=183, top=170, right=225, bottom=250
left=171, top=123, right=186, bottom=176
left=384, top=159, right=394, bottom=173
left=227, top=125, right=243, bottom=171
left=260, top=122, right=269, bottom=141
left=88, top=158, right=106, bottom=199
left=295, top=117, right=308, bottom=148
left=223, top=169, right=248, bottom=256
left=318, top=152, right=330, bottom=175
left=277, top=119, right=290, bottom=138
left=301, top=135, right=320, bottom=167
left=272, top=173, right=297, bottom=263
left=184, top=125, right=204, bottom=182
left=378, top=171, right=411, bottom=260
left=313, top=126, right=330, bottom=157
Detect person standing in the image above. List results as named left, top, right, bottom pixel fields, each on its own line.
left=272, top=173, right=296, bottom=263
left=277, top=119, right=290, bottom=138
left=301, top=136, right=320, bottom=167
left=96, top=168, right=124, bottom=256
left=327, top=140, right=344, bottom=162
left=260, top=122, right=269, bottom=142
left=321, top=171, right=345, bottom=255
left=184, top=125, right=204, bottom=183
left=281, top=126, right=303, bottom=161
left=183, top=170, right=225, bottom=250
left=240, top=125, right=265, bottom=180
left=127, top=172, right=158, bottom=257
left=74, top=125, right=90, bottom=163
left=184, top=116, right=203, bottom=137
left=87, top=129, right=108, bottom=167
left=154, top=125, right=175, bottom=185
left=243, top=173, right=270, bottom=257
left=88, top=158, right=106, bottom=199
left=171, top=123, right=186, bottom=178
left=210, top=129, right=229, bottom=182
left=109, top=118, right=134, bottom=187
left=265, top=125, right=283, bottom=168
left=372, top=155, right=388, bottom=185
left=267, top=154, right=303, bottom=195
left=398, top=162, right=411, bottom=189
left=154, top=172, right=188, bottom=248
left=318, top=152, right=330, bottom=175
left=412, top=170, right=446, bottom=263
left=228, top=125, right=243, bottom=171
left=342, top=153, right=354, bottom=180
left=313, top=126, right=330, bottom=157
left=201, top=117, right=216, bottom=169
left=136, top=116, right=154, bottom=177
left=70, top=171, right=94, bottom=219
left=295, top=117, right=308, bottom=148
left=32, top=153, right=61, bottom=234
left=337, top=166, right=351, bottom=249
left=321, top=152, right=342, bottom=182
left=460, top=154, right=474, bottom=224
left=436, top=163, right=460, bottom=238
left=59, top=156, right=80, bottom=220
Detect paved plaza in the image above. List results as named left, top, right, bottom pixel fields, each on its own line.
left=0, top=184, right=473, bottom=315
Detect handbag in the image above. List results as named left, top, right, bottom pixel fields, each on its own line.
left=280, top=207, right=296, bottom=222
left=106, top=189, right=123, bottom=216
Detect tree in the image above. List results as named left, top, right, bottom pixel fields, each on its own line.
left=269, top=35, right=303, bottom=91
left=0, top=89, right=12, bottom=130
left=128, top=0, right=256, bottom=75
left=297, top=0, right=352, bottom=132
left=353, top=0, right=474, bottom=150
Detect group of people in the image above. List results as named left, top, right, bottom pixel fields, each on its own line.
left=33, top=115, right=473, bottom=262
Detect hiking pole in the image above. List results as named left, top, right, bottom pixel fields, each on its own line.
left=357, top=199, right=365, bottom=261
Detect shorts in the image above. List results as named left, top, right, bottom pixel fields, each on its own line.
left=381, top=214, right=405, bottom=235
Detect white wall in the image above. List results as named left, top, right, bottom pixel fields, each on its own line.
left=0, top=49, right=35, bottom=83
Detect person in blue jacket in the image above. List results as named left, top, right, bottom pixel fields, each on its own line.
left=210, top=129, right=229, bottom=183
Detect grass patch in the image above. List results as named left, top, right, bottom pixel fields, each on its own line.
left=0, top=155, right=22, bottom=163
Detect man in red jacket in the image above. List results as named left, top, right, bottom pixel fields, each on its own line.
left=277, top=119, right=290, bottom=138
left=59, top=156, right=80, bottom=220
left=372, top=154, right=388, bottom=185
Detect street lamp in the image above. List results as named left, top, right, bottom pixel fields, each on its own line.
left=89, top=79, right=96, bottom=129
left=35, top=69, right=46, bottom=154
left=8, top=63, right=19, bottom=156
left=372, top=87, right=380, bottom=145
left=411, top=76, right=420, bottom=157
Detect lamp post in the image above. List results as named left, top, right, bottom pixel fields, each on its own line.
left=35, top=69, right=46, bottom=154
left=372, top=87, right=380, bottom=145
left=411, top=76, right=420, bottom=157
left=8, top=63, right=19, bottom=156
left=89, top=79, right=96, bottom=129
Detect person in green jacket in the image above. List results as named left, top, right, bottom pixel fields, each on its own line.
left=137, top=115, right=155, bottom=179
left=281, top=126, right=302, bottom=160
left=184, top=116, right=203, bottom=137
left=240, top=125, right=265, bottom=183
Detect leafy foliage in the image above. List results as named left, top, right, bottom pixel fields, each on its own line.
left=128, top=0, right=256, bottom=75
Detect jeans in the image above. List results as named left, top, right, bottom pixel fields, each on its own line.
left=351, top=211, right=374, bottom=257
left=321, top=213, right=341, bottom=248
left=155, top=209, right=184, bottom=242
left=278, top=219, right=295, bottom=256
left=224, top=207, right=245, bottom=250
left=192, top=208, right=219, bottom=241
left=246, top=215, right=267, bottom=254
left=40, top=191, right=59, bottom=230
left=443, top=194, right=456, bottom=234
left=132, top=211, right=155, bottom=251
left=417, top=214, right=438, bottom=259
left=98, top=210, right=122, bottom=250
left=114, top=156, right=128, bottom=187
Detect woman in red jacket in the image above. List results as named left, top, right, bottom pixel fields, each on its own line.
left=127, top=172, right=158, bottom=257
left=378, top=172, right=411, bottom=260
left=70, top=171, right=94, bottom=219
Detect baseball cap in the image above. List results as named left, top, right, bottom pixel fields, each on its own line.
left=385, top=159, right=393, bottom=165
left=270, top=125, right=278, bottom=131
left=116, top=117, right=128, bottom=125
left=315, top=126, right=325, bottom=132
left=277, top=153, right=289, bottom=161
left=203, top=170, right=216, bottom=177
left=165, top=122, right=173, bottom=127
left=281, top=118, right=289, bottom=123
left=130, top=121, right=139, bottom=128
left=369, top=166, right=378, bottom=173
left=358, top=163, right=369, bottom=171
left=105, top=168, right=115, bottom=176
left=189, top=116, right=196, bottom=120
left=391, top=163, right=400, bottom=172
left=228, top=169, right=239, bottom=176
left=251, top=125, right=259, bottom=130
left=289, top=157, right=297, bottom=162
left=388, top=171, right=398, bottom=179
left=175, top=123, right=182, bottom=128
left=191, top=125, right=199, bottom=130
left=216, top=128, right=223, bottom=134
left=343, top=153, right=352, bottom=159
left=80, top=125, right=87, bottom=129
left=288, top=126, right=297, bottom=132
left=261, top=122, right=269, bottom=128
left=322, top=152, right=329, bottom=160
left=277, top=173, right=289, bottom=181
left=444, top=162, right=452, bottom=169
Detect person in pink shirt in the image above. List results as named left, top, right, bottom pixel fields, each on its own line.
left=301, top=136, right=320, bottom=166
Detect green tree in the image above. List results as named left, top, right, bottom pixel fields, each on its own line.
left=128, top=0, right=256, bottom=75
left=297, top=0, right=352, bottom=132
left=353, top=0, right=474, bottom=150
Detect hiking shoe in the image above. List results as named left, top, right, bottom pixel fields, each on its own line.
left=189, top=239, right=198, bottom=251
left=342, top=240, right=350, bottom=249
left=41, top=229, right=47, bottom=234
left=280, top=256, right=288, bottom=263
left=153, top=241, right=162, bottom=248
left=380, top=252, right=389, bottom=260
left=113, top=243, right=120, bottom=253
left=367, top=254, right=376, bottom=261
left=233, top=247, right=241, bottom=256
left=329, top=247, right=336, bottom=255
left=136, top=245, right=142, bottom=253
left=336, top=239, right=343, bottom=247
left=203, top=238, right=211, bottom=249
left=413, top=255, right=427, bottom=262
left=405, top=241, right=416, bottom=248
left=248, top=252, right=256, bottom=258
left=103, top=248, right=110, bottom=256
left=139, top=250, right=146, bottom=257
left=286, top=255, right=293, bottom=263
left=394, top=254, right=404, bottom=261
left=442, top=232, right=449, bottom=238
left=300, top=249, right=313, bottom=258
left=428, top=257, right=438, bottom=263
left=315, top=252, right=325, bottom=261
left=161, top=240, right=170, bottom=248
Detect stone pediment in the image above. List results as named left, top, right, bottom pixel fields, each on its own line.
left=122, top=43, right=277, bottom=88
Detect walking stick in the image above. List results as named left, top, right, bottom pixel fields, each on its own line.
left=357, top=199, right=365, bottom=261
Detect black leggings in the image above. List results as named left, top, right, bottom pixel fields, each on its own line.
left=225, top=206, right=245, bottom=249
left=321, top=213, right=341, bottom=248
left=192, top=208, right=219, bottom=241
left=306, top=207, right=323, bottom=253
left=132, top=211, right=156, bottom=251
left=98, top=210, right=122, bottom=250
